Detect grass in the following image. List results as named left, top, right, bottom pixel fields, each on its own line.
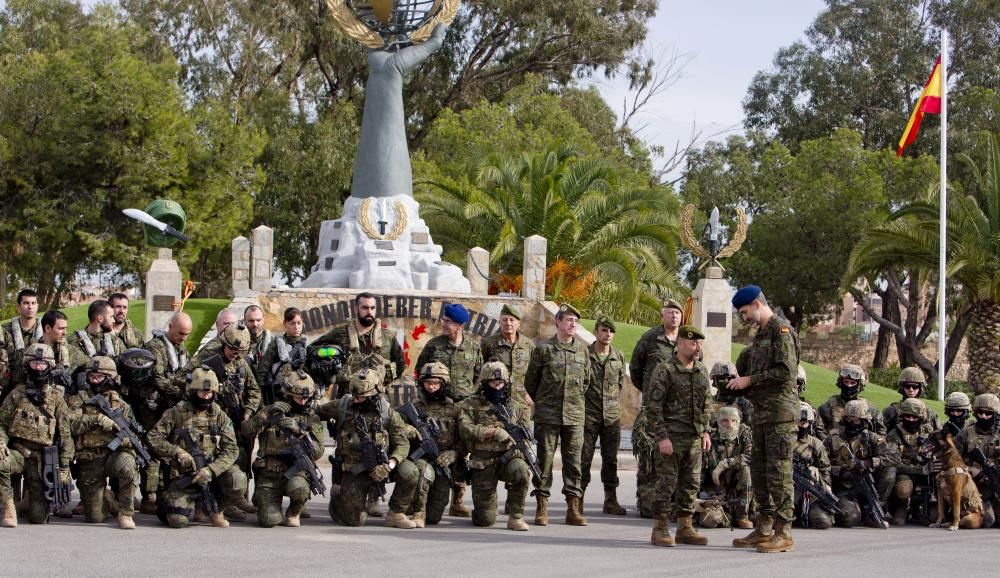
left=61, top=298, right=230, bottom=354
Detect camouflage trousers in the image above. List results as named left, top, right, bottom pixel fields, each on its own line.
left=77, top=449, right=138, bottom=522
left=0, top=450, right=49, bottom=524
left=470, top=456, right=530, bottom=527
left=328, top=461, right=419, bottom=526
left=158, top=465, right=247, bottom=528
left=406, top=458, right=453, bottom=524
left=632, top=411, right=657, bottom=517
left=750, top=421, right=796, bottom=522
left=581, top=420, right=621, bottom=493
left=534, top=423, right=584, bottom=498
left=252, top=465, right=313, bottom=528
left=653, top=435, right=702, bottom=516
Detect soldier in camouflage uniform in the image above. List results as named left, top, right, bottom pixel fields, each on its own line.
left=581, top=317, right=627, bottom=515
left=481, top=304, right=535, bottom=408
left=69, top=356, right=139, bottom=529
left=148, top=367, right=246, bottom=528
left=242, top=305, right=272, bottom=375
left=108, top=293, right=144, bottom=349
left=317, top=368, right=418, bottom=528
left=2, top=290, right=42, bottom=397
left=458, top=361, right=532, bottom=531
left=792, top=403, right=833, bottom=529
left=883, top=367, right=940, bottom=432
left=0, top=344, right=74, bottom=526
left=525, top=303, right=590, bottom=526
left=708, top=361, right=754, bottom=428
left=645, top=326, right=712, bottom=547
left=886, top=398, right=935, bottom=526
left=255, top=307, right=308, bottom=406
left=701, top=406, right=753, bottom=529
left=817, top=364, right=885, bottom=436
left=243, top=369, right=325, bottom=528
left=398, top=362, right=464, bottom=527
left=629, top=298, right=683, bottom=518
left=137, top=312, right=191, bottom=514
left=69, top=300, right=126, bottom=360
left=795, top=365, right=826, bottom=440
left=956, top=393, right=1000, bottom=527
left=728, top=285, right=799, bottom=553
left=825, top=400, right=900, bottom=528
left=944, top=391, right=973, bottom=431
left=11, top=311, right=90, bottom=390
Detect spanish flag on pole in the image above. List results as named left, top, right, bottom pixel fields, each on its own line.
left=897, top=57, right=943, bottom=157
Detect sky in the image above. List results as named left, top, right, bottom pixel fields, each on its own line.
left=587, top=1, right=828, bottom=179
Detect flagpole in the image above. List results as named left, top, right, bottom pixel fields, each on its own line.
left=937, top=29, right=948, bottom=401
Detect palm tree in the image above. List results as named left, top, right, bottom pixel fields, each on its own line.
left=845, top=134, right=1000, bottom=393
left=417, top=143, right=683, bottom=323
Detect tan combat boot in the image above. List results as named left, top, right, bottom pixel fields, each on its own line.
left=209, top=511, right=230, bottom=528
left=650, top=513, right=674, bottom=547
left=756, top=520, right=794, bottom=553
left=534, top=495, right=549, bottom=526
left=284, top=502, right=304, bottom=527
left=384, top=510, right=417, bottom=529
left=411, top=512, right=426, bottom=528
left=449, top=485, right=471, bottom=518
left=603, top=486, right=627, bottom=515
left=1, top=498, right=17, bottom=528
left=235, top=496, right=257, bottom=514
left=735, top=516, right=754, bottom=529
left=507, top=515, right=529, bottom=531
left=118, top=514, right=136, bottom=530
left=366, top=496, right=384, bottom=517
left=566, top=495, right=587, bottom=526
left=222, top=505, right=247, bottom=521
left=139, top=493, right=158, bottom=515
left=675, top=513, right=709, bottom=545
left=733, top=514, right=773, bottom=548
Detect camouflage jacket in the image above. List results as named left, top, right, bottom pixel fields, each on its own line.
left=2, top=317, right=42, bottom=358
left=255, top=333, right=308, bottom=388
left=825, top=429, right=900, bottom=491
left=481, top=332, right=534, bottom=404
left=148, top=400, right=239, bottom=480
left=242, top=403, right=325, bottom=472
left=886, top=423, right=934, bottom=476
left=70, top=391, right=137, bottom=458
left=0, top=384, right=74, bottom=466
left=403, top=397, right=463, bottom=453
left=956, top=424, right=1000, bottom=466
left=317, top=395, right=409, bottom=472
left=199, top=353, right=261, bottom=421
left=585, top=344, right=626, bottom=426
left=736, top=316, right=799, bottom=424
left=524, top=336, right=590, bottom=426
left=793, top=433, right=832, bottom=487
left=883, top=399, right=940, bottom=433
left=628, top=325, right=676, bottom=393
left=187, top=336, right=222, bottom=370
left=644, top=354, right=712, bottom=441
left=114, top=319, right=145, bottom=350
left=818, top=395, right=885, bottom=435
left=70, top=327, right=125, bottom=359
left=314, top=320, right=405, bottom=391
left=458, top=394, right=531, bottom=459
left=416, top=334, right=483, bottom=401
left=145, top=333, right=188, bottom=405
left=246, top=329, right=273, bottom=374
left=706, top=423, right=752, bottom=470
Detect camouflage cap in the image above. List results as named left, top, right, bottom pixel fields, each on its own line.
left=898, top=398, right=927, bottom=419
left=418, top=361, right=450, bottom=385
left=595, top=316, right=616, bottom=332
left=710, top=361, right=737, bottom=379
left=220, top=322, right=251, bottom=352
left=677, top=325, right=705, bottom=340
left=662, top=298, right=683, bottom=312
left=350, top=368, right=382, bottom=397
left=478, top=360, right=510, bottom=384
left=556, top=303, right=581, bottom=320
left=87, top=355, right=118, bottom=379
left=973, top=393, right=1000, bottom=414
left=188, top=367, right=220, bottom=394
left=945, top=391, right=971, bottom=411
left=23, top=343, right=55, bottom=367
left=500, top=304, right=522, bottom=320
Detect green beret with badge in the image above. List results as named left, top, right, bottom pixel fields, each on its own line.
left=677, top=325, right=705, bottom=340
left=500, top=304, right=522, bottom=320
left=595, top=316, right=617, bottom=332
left=556, top=303, right=581, bottom=320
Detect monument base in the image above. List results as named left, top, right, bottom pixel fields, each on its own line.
left=691, top=266, right=734, bottom=371
left=144, top=248, right=181, bottom=340
left=301, top=195, right=471, bottom=293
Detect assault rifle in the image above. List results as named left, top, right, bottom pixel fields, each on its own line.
left=354, top=414, right=389, bottom=499
left=267, top=412, right=326, bottom=496
left=42, top=446, right=72, bottom=513
left=489, top=401, right=541, bottom=487
left=845, top=444, right=888, bottom=529
left=172, top=427, right=219, bottom=513
left=398, top=402, right=451, bottom=481
left=85, top=395, right=152, bottom=468
left=793, top=458, right=844, bottom=527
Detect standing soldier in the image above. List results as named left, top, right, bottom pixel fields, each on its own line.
left=792, top=403, right=833, bottom=529
left=727, top=285, right=800, bottom=553
left=2, top=289, right=42, bottom=395
left=817, top=364, right=885, bottom=435
left=414, top=303, right=481, bottom=518
left=524, top=303, right=590, bottom=526
left=10, top=311, right=90, bottom=388
left=70, top=356, right=140, bottom=529
left=629, top=298, right=683, bottom=518
left=702, top=406, right=753, bottom=529
left=108, top=293, right=144, bottom=349
left=242, top=370, right=325, bottom=528
left=317, top=368, right=418, bottom=528
left=137, top=312, right=192, bottom=514
left=885, top=398, right=934, bottom=526
left=580, top=316, right=627, bottom=515
left=481, top=304, right=535, bottom=409
left=148, top=368, right=247, bottom=528
left=883, top=367, right=940, bottom=432
left=955, top=393, right=1000, bottom=527
left=243, top=305, right=272, bottom=374
left=187, top=309, right=238, bottom=368
left=70, top=300, right=125, bottom=360
left=458, top=362, right=532, bottom=531
left=0, top=344, right=74, bottom=526
left=645, top=326, right=712, bottom=547
left=256, top=307, right=308, bottom=406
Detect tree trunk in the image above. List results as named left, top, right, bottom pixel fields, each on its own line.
left=967, top=299, right=1000, bottom=394
left=872, top=288, right=894, bottom=368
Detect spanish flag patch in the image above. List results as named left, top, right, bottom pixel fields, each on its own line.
left=780, top=326, right=790, bottom=334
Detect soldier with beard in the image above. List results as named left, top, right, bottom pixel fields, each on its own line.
left=817, top=364, right=885, bottom=436
left=242, top=305, right=272, bottom=374
left=70, top=300, right=126, bottom=360
left=108, top=293, right=144, bottom=349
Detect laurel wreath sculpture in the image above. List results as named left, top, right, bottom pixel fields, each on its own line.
left=326, top=0, right=461, bottom=49
left=359, top=198, right=408, bottom=241
left=680, top=203, right=747, bottom=270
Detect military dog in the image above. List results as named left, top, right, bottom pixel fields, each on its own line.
left=924, top=424, right=984, bottom=530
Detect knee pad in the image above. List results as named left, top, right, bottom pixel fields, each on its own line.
left=894, top=479, right=913, bottom=500
left=167, top=514, right=189, bottom=528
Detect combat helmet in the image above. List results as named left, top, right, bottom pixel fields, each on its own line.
left=478, top=361, right=510, bottom=384
left=844, top=399, right=869, bottom=420
left=799, top=402, right=816, bottom=423
left=350, top=368, right=383, bottom=398
left=219, top=323, right=251, bottom=353
left=418, top=362, right=451, bottom=386
left=897, top=367, right=926, bottom=396
left=187, top=367, right=220, bottom=395
left=973, top=393, right=1000, bottom=414
left=796, top=364, right=807, bottom=393
left=23, top=342, right=55, bottom=368
left=898, top=398, right=927, bottom=419
left=86, top=355, right=119, bottom=380
left=837, top=364, right=867, bottom=392
left=945, top=391, right=972, bottom=411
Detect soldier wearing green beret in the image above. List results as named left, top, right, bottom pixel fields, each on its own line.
left=481, top=304, right=535, bottom=410
left=581, top=317, right=627, bottom=515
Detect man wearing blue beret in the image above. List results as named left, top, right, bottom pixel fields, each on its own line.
left=727, top=285, right=800, bottom=553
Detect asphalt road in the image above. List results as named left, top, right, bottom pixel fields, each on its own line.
left=2, top=453, right=996, bottom=577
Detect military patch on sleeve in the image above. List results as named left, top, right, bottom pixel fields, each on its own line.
left=780, top=326, right=790, bottom=334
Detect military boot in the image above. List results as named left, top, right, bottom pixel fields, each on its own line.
left=209, top=511, right=229, bottom=528
left=300, top=509, right=312, bottom=519
left=139, top=494, right=158, bottom=515
left=235, top=496, right=257, bottom=514
left=449, top=485, right=471, bottom=518
left=603, top=486, right=627, bottom=515
left=411, top=512, right=426, bottom=528
left=566, top=495, right=587, bottom=526
left=891, top=504, right=908, bottom=527
left=1, top=499, right=17, bottom=528
left=223, top=505, right=247, bottom=521
left=650, top=513, right=674, bottom=547
left=507, top=515, right=529, bottom=531
left=534, top=495, right=549, bottom=526
left=675, top=513, right=709, bottom=545
left=385, top=510, right=417, bottom=529
left=284, top=502, right=304, bottom=527
left=118, top=514, right=136, bottom=530
left=756, top=520, right=794, bottom=553
left=366, top=496, right=384, bottom=517
left=733, top=514, right=773, bottom=548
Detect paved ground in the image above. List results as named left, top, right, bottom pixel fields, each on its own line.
left=2, top=453, right=997, bottom=577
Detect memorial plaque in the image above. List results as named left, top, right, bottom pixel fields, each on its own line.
left=333, top=221, right=342, bottom=229
left=378, top=261, right=397, bottom=266
left=706, top=312, right=728, bottom=328
left=152, top=295, right=175, bottom=312
left=375, top=241, right=394, bottom=250
left=325, top=257, right=335, bottom=270
left=330, top=239, right=339, bottom=251
left=411, top=232, right=429, bottom=245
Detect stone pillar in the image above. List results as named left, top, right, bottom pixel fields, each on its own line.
left=144, top=248, right=182, bottom=341
left=232, top=236, right=250, bottom=295
left=690, top=266, right=734, bottom=372
left=467, top=247, right=490, bottom=295
left=522, top=235, right=547, bottom=301
left=251, top=225, right=273, bottom=293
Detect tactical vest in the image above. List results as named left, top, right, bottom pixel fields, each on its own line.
left=75, top=392, right=127, bottom=452
left=335, top=398, right=392, bottom=471
left=7, top=391, right=60, bottom=446
left=75, top=329, right=116, bottom=358
left=169, top=404, right=225, bottom=460
left=821, top=395, right=877, bottom=430
left=346, top=322, right=393, bottom=381
left=413, top=398, right=460, bottom=451
left=793, top=435, right=824, bottom=466
left=270, top=336, right=305, bottom=383
left=463, top=396, right=520, bottom=455
left=256, top=411, right=316, bottom=460
left=9, top=317, right=42, bottom=353
left=152, top=330, right=188, bottom=374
